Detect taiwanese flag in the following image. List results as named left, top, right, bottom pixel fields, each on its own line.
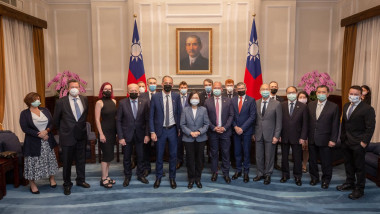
left=127, top=20, right=146, bottom=89
left=244, top=18, right=262, bottom=100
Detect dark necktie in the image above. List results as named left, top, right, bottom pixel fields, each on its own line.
left=228, top=94, right=232, bottom=99
left=182, top=96, right=186, bottom=108
left=132, top=100, right=137, bottom=119
left=271, top=97, right=275, bottom=100
left=290, top=102, right=294, bottom=116
left=73, top=98, right=81, bottom=121
left=165, top=94, right=170, bottom=127
left=262, top=101, right=267, bottom=117
left=347, top=103, right=354, bottom=119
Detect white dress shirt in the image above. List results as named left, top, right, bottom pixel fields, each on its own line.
left=346, top=100, right=361, bottom=118
left=316, top=99, right=327, bottom=119
left=237, top=95, right=246, bottom=107
left=214, top=96, right=222, bottom=127
left=69, top=94, right=84, bottom=121
left=288, top=100, right=297, bottom=115
left=192, top=108, right=197, bottom=119
left=162, top=91, right=175, bottom=126
left=261, top=98, right=269, bottom=114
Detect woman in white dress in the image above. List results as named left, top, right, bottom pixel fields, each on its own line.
left=19, top=92, right=58, bottom=194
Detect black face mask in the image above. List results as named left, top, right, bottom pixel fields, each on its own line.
left=103, top=90, right=111, bottom=98
left=271, top=88, right=278, bottom=95
left=237, top=90, right=246, bottom=96
left=129, top=93, right=138, bottom=100
left=163, top=85, right=172, bottom=92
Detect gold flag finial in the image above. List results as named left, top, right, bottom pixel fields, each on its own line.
left=133, top=14, right=137, bottom=18
left=253, top=13, right=256, bottom=17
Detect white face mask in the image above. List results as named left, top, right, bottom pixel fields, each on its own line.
left=362, top=91, right=367, bottom=96
left=226, top=86, right=234, bottom=93
left=298, top=98, right=307, bottom=104
left=349, top=95, right=360, bottom=103
left=70, top=88, right=79, bottom=97
left=139, top=87, right=145, bottom=93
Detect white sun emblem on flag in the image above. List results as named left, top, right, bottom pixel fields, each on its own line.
left=131, top=38, right=143, bottom=62
left=247, top=39, right=260, bottom=61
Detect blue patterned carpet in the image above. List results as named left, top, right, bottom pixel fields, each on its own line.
left=1, top=161, right=379, bottom=214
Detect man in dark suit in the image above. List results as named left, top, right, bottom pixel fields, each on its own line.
left=204, top=81, right=234, bottom=184
left=337, top=85, right=376, bottom=200
left=150, top=75, right=181, bottom=189
left=222, top=79, right=238, bottom=99
left=280, top=86, right=308, bottom=186
left=139, top=77, right=159, bottom=176
left=269, top=81, right=284, bottom=170
left=199, top=78, right=213, bottom=106
left=180, top=35, right=209, bottom=70
left=53, top=79, right=90, bottom=195
left=177, top=81, right=190, bottom=169
left=253, top=84, right=282, bottom=185
left=231, top=82, right=256, bottom=183
left=308, top=85, right=340, bottom=189
left=117, top=83, right=150, bottom=187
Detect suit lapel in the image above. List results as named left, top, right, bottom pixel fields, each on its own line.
left=348, top=101, right=362, bottom=120
left=158, top=92, right=164, bottom=113
left=64, top=96, right=76, bottom=121
left=172, top=93, right=177, bottom=114
left=125, top=98, right=134, bottom=119
left=318, top=101, right=329, bottom=120
left=290, top=101, right=300, bottom=119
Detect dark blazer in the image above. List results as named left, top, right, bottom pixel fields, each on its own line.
left=272, top=95, right=284, bottom=102
left=180, top=106, right=210, bottom=142
left=340, top=101, right=376, bottom=147
left=116, top=98, right=150, bottom=142
left=53, top=95, right=88, bottom=146
left=20, top=107, right=56, bottom=157
left=180, top=54, right=209, bottom=70
left=222, top=91, right=238, bottom=99
left=178, top=93, right=190, bottom=109
left=199, top=90, right=213, bottom=106
left=307, top=100, right=340, bottom=146
left=140, top=91, right=160, bottom=101
left=232, top=95, right=256, bottom=136
left=204, top=96, right=234, bottom=138
left=149, top=92, right=181, bottom=137
left=280, top=101, right=308, bottom=144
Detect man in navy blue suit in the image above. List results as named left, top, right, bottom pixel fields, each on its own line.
left=177, top=81, right=190, bottom=170
left=231, top=82, right=256, bottom=183
left=204, top=81, right=234, bottom=184
left=150, top=75, right=181, bottom=189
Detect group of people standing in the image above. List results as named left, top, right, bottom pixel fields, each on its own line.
left=19, top=76, right=375, bottom=200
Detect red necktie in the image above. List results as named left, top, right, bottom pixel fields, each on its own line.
left=216, top=98, right=220, bottom=126
left=208, top=93, right=211, bottom=98
left=238, top=97, right=243, bottom=113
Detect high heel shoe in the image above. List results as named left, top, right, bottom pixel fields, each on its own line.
left=50, top=182, right=57, bottom=188
left=30, top=187, right=40, bottom=194
left=100, top=179, right=112, bottom=188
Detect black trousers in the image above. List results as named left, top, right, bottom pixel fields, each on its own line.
left=142, top=141, right=152, bottom=172
left=62, top=140, right=86, bottom=187
left=342, top=144, right=366, bottom=190
left=184, top=141, right=206, bottom=182
left=281, top=143, right=302, bottom=179
left=177, top=132, right=184, bottom=163
left=308, top=144, right=332, bottom=183
left=123, top=133, right=144, bottom=178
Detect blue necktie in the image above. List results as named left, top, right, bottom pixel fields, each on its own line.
left=165, top=95, right=170, bottom=127
left=347, top=103, right=354, bottom=119
left=132, top=100, right=137, bottom=119
left=182, top=96, right=186, bottom=108
left=73, top=98, right=81, bottom=121
left=290, top=102, right=294, bottom=116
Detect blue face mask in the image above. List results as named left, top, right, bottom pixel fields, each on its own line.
left=261, top=90, right=270, bottom=98
left=190, top=99, right=199, bottom=106
left=213, top=89, right=221, bottom=97
left=205, top=86, right=212, bottom=93
left=149, top=85, right=156, bottom=92
left=31, top=100, right=41, bottom=107
left=287, top=93, right=297, bottom=101
left=317, top=94, right=327, bottom=101
left=180, top=89, right=188, bottom=95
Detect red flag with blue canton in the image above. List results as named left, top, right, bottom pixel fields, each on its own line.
left=244, top=18, right=262, bottom=100
left=127, top=20, right=146, bottom=89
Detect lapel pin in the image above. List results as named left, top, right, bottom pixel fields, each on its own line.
left=296, top=106, right=299, bottom=108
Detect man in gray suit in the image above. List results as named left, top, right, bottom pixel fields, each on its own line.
left=253, top=83, right=282, bottom=185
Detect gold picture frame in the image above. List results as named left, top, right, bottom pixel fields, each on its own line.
left=176, top=28, right=212, bottom=75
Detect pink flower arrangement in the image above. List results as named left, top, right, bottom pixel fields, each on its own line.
left=298, top=70, right=336, bottom=95
left=47, top=70, right=87, bottom=98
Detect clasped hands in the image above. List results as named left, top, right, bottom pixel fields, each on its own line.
left=119, top=136, right=150, bottom=146
left=37, top=130, right=49, bottom=141
left=214, top=126, right=226, bottom=134
left=190, top=131, right=201, bottom=138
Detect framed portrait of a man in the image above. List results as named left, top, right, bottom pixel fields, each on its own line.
left=176, top=28, right=212, bottom=75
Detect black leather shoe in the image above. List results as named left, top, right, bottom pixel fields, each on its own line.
left=321, top=182, right=329, bottom=189
left=274, top=164, right=281, bottom=170
left=310, top=179, right=320, bottom=186
left=337, top=183, right=355, bottom=191
left=223, top=175, right=231, bottom=184
left=123, top=177, right=131, bottom=187
left=153, top=178, right=161, bottom=189
left=253, top=175, right=263, bottom=182
left=170, top=178, right=177, bottom=189
left=187, top=181, right=194, bottom=189
left=232, top=172, right=242, bottom=180
left=63, top=186, right=71, bottom=195
left=211, top=173, right=218, bottom=182
left=348, top=188, right=364, bottom=200
left=295, top=177, right=302, bottom=186
left=76, top=182, right=91, bottom=188
left=243, top=173, right=249, bottom=183
left=138, top=176, right=149, bottom=184
left=195, top=180, right=202, bottom=188
left=264, top=176, right=271, bottom=185
left=280, top=177, right=289, bottom=183
left=30, top=188, right=40, bottom=194
left=176, top=162, right=183, bottom=170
